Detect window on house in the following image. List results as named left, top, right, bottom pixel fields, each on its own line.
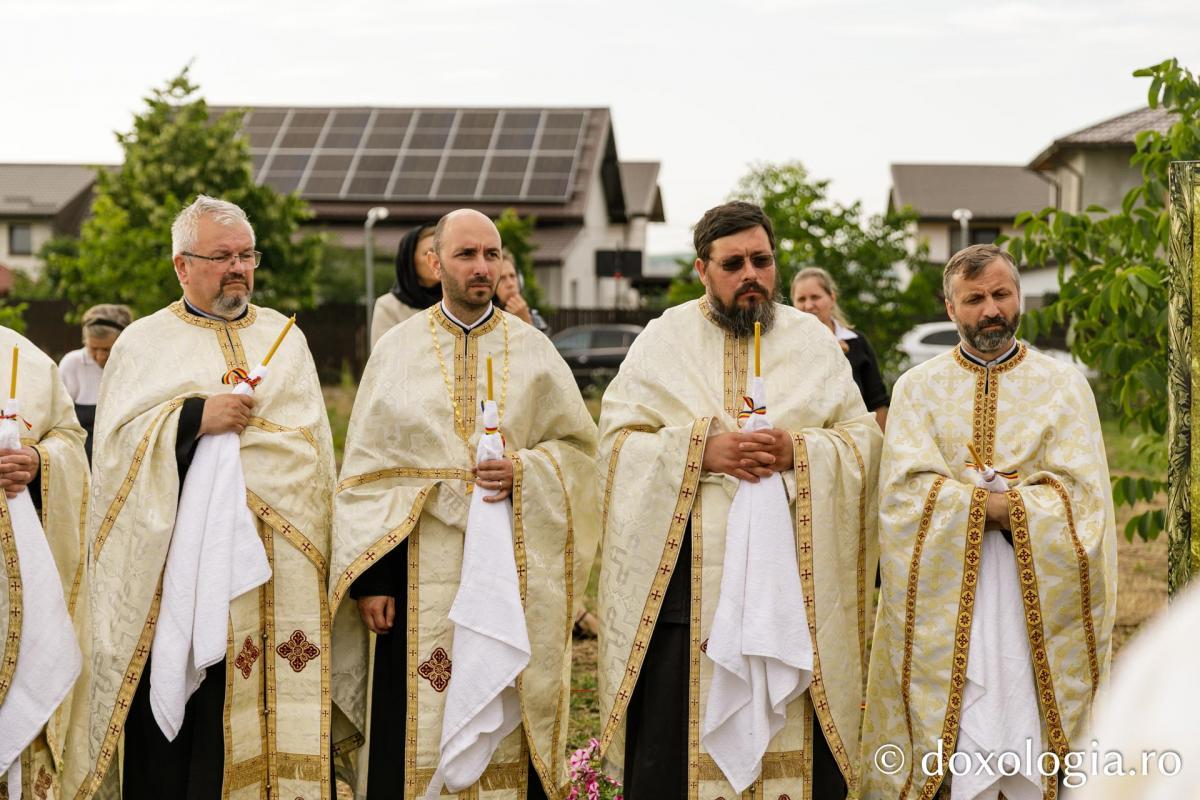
left=8, top=224, right=32, bottom=256
left=949, top=225, right=1000, bottom=253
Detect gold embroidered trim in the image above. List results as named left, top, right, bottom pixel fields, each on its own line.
left=792, top=432, right=855, bottom=792
left=428, top=305, right=504, bottom=446
left=79, top=585, right=163, bottom=799
left=168, top=299, right=259, bottom=330
left=833, top=426, right=869, bottom=696
left=331, top=733, right=364, bottom=757
left=411, top=759, right=528, bottom=794
left=317, top=534, right=334, bottom=800
left=599, top=416, right=711, bottom=754
left=951, top=342, right=1028, bottom=375
left=696, top=750, right=807, bottom=782
left=227, top=752, right=325, bottom=791
left=917, top=486, right=987, bottom=800
left=1008, top=489, right=1070, bottom=758
left=430, top=303, right=503, bottom=338
left=1033, top=477, right=1101, bottom=699
left=31, top=441, right=50, bottom=530
left=404, top=525, right=420, bottom=798
left=245, top=416, right=320, bottom=455
left=535, top=446, right=573, bottom=775
left=246, top=490, right=327, bottom=579
left=92, top=398, right=185, bottom=559
left=336, top=466, right=473, bottom=494
left=261, top=519, right=282, bottom=795
left=687, top=492, right=703, bottom=800
left=68, top=474, right=88, bottom=616
left=898, top=477, right=946, bottom=799
left=0, top=496, right=20, bottom=708
left=328, top=487, right=433, bottom=612
left=953, top=344, right=1027, bottom=466
left=600, top=426, right=653, bottom=538
left=508, top=453, right=555, bottom=789
left=699, top=298, right=750, bottom=420
left=802, top=694, right=815, bottom=800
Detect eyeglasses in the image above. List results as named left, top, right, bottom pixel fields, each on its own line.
left=182, top=250, right=262, bottom=269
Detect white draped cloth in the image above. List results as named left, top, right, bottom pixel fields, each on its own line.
left=427, top=399, right=530, bottom=798
left=149, top=366, right=272, bottom=740
left=0, top=399, right=81, bottom=798
left=701, top=376, right=813, bottom=793
left=953, top=466, right=1042, bottom=800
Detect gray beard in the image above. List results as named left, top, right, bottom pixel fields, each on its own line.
left=212, top=290, right=249, bottom=320
left=959, top=312, right=1020, bottom=354
left=707, top=292, right=777, bottom=337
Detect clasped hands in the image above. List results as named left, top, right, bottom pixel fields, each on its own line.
left=0, top=446, right=40, bottom=498
left=701, top=429, right=793, bottom=483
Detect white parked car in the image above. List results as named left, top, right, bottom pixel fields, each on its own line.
left=897, top=321, right=1095, bottom=377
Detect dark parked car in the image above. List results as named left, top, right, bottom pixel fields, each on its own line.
left=551, top=324, right=644, bottom=389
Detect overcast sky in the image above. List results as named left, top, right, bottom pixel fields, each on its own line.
left=4, top=0, right=1200, bottom=253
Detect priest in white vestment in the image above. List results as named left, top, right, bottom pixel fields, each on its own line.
left=67, top=196, right=336, bottom=800
left=598, top=201, right=881, bottom=799
left=0, top=329, right=89, bottom=800
left=331, top=209, right=597, bottom=800
left=860, top=244, right=1117, bottom=800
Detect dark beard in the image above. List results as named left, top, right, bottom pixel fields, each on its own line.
left=707, top=290, right=777, bottom=337
left=443, top=273, right=495, bottom=312
left=959, top=311, right=1020, bottom=353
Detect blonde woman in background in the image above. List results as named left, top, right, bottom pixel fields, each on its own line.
left=58, top=303, right=132, bottom=460
left=790, top=267, right=889, bottom=429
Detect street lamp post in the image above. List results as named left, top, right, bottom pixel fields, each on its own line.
left=951, top=207, right=973, bottom=254
left=364, top=206, right=389, bottom=355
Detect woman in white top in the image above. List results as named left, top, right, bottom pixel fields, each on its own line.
left=59, top=303, right=132, bottom=460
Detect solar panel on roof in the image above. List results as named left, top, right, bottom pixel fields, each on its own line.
left=245, top=107, right=589, bottom=202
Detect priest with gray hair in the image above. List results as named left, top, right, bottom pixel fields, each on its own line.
left=67, top=195, right=338, bottom=800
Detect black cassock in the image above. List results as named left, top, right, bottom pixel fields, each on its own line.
left=622, top=524, right=848, bottom=800
left=349, top=542, right=550, bottom=800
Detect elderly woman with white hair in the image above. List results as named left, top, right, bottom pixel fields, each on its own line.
left=58, top=303, right=133, bottom=460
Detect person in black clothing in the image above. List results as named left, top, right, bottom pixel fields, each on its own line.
left=791, top=267, right=889, bottom=429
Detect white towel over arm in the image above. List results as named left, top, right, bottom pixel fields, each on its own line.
left=149, top=367, right=272, bottom=740
left=0, top=400, right=81, bottom=798
left=427, top=399, right=531, bottom=798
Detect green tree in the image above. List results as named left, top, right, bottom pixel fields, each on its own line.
left=495, top=208, right=551, bottom=314
left=1004, top=58, right=1196, bottom=544
left=667, top=161, right=941, bottom=373
left=40, top=66, right=324, bottom=319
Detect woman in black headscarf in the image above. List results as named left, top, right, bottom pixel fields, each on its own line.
left=369, top=222, right=442, bottom=347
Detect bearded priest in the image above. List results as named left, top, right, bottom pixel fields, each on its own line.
left=596, top=201, right=882, bottom=799
left=68, top=195, right=337, bottom=800
left=330, top=209, right=597, bottom=800
left=859, top=244, right=1116, bottom=800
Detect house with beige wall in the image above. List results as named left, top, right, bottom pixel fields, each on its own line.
left=0, top=163, right=97, bottom=279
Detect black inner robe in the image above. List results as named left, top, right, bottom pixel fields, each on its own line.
left=622, top=523, right=848, bottom=800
